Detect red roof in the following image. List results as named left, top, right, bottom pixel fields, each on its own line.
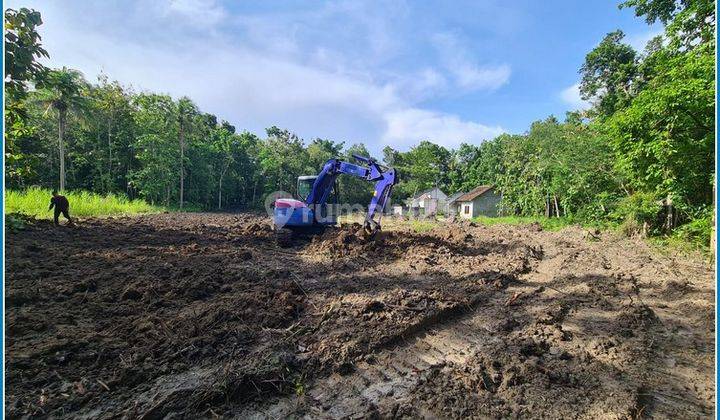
left=455, top=185, right=494, bottom=202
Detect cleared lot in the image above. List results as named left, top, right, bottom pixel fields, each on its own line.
left=6, top=213, right=714, bottom=418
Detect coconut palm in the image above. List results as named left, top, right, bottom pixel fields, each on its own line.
left=35, top=67, right=87, bottom=191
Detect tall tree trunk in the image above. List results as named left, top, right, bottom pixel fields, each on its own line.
left=218, top=161, right=229, bottom=210
left=218, top=181, right=222, bottom=210
left=712, top=180, right=716, bottom=257
left=108, top=117, right=113, bottom=193
left=58, top=109, right=66, bottom=191
left=553, top=195, right=560, bottom=218
left=240, top=180, right=246, bottom=208
left=179, top=122, right=185, bottom=209
left=218, top=174, right=223, bottom=210
left=252, top=178, right=258, bottom=206
left=545, top=194, right=550, bottom=218
left=664, top=195, right=674, bottom=231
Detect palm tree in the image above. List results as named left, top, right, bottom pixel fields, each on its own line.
left=35, top=67, right=87, bottom=191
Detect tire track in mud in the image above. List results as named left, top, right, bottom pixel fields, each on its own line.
left=243, top=228, right=715, bottom=419
left=243, top=293, right=509, bottom=419
left=239, top=240, right=539, bottom=417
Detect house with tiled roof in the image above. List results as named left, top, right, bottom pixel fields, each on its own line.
left=454, top=185, right=502, bottom=218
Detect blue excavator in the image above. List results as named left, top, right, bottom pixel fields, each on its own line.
left=272, top=154, right=397, bottom=240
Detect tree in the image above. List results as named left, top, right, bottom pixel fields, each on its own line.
left=258, top=127, right=307, bottom=195
left=448, top=143, right=480, bottom=193
left=382, top=146, right=399, bottom=166
left=340, top=143, right=374, bottom=205
left=392, top=141, right=451, bottom=200
left=305, top=138, right=344, bottom=173
left=130, top=94, right=178, bottom=205
left=620, top=0, right=715, bottom=48
left=4, top=8, right=48, bottom=98
left=232, top=131, right=261, bottom=207
left=606, top=42, right=714, bottom=211
left=5, top=7, right=50, bottom=186
left=86, top=75, right=136, bottom=193
left=210, top=127, right=235, bottom=209
left=176, top=97, right=198, bottom=208
left=34, top=67, right=88, bottom=190
left=579, top=30, right=638, bottom=118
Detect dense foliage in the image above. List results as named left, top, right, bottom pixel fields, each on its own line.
left=4, top=1, right=715, bottom=239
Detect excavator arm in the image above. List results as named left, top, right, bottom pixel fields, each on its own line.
left=306, top=155, right=397, bottom=234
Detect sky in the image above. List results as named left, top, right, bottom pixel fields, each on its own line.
left=9, top=0, right=661, bottom=155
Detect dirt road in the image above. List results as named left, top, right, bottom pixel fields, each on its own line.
left=5, top=213, right=715, bottom=418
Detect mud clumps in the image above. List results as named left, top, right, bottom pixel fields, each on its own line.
left=5, top=212, right=715, bottom=418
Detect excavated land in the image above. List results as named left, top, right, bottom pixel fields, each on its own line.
left=5, top=212, right=715, bottom=419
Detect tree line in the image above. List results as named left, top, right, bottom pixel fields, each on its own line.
left=4, top=0, right=715, bottom=237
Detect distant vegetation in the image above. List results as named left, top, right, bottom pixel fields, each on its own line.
left=6, top=187, right=163, bottom=219
left=4, top=0, right=714, bottom=247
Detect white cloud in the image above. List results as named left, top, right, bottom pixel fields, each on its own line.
left=383, top=109, right=504, bottom=150
left=626, top=29, right=664, bottom=52
left=560, top=83, right=590, bottom=110
left=389, top=68, right=448, bottom=102
left=432, top=32, right=511, bottom=92
left=453, top=63, right=512, bottom=91
left=163, top=0, right=227, bottom=26
left=11, top=0, right=506, bottom=154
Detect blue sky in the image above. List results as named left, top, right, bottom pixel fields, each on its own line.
left=10, top=0, right=660, bottom=155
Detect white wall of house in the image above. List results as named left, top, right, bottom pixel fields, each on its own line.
left=410, top=188, right=448, bottom=215
left=473, top=190, right=502, bottom=217
left=459, top=202, right=472, bottom=219
left=457, top=190, right=502, bottom=219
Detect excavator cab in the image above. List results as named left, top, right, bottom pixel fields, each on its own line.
left=297, top=176, right=317, bottom=202
left=298, top=175, right=338, bottom=205
left=298, top=175, right=338, bottom=224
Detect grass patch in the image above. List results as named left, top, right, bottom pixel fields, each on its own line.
left=471, top=215, right=575, bottom=231
left=6, top=187, right=164, bottom=219
left=408, top=220, right=437, bottom=233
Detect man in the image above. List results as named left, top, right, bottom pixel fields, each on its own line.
left=49, top=190, right=74, bottom=226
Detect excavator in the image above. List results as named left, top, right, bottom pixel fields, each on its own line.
left=271, top=154, right=397, bottom=242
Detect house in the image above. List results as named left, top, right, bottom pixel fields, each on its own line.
left=445, top=191, right=466, bottom=215
left=455, top=185, right=502, bottom=218
left=409, top=187, right=448, bottom=215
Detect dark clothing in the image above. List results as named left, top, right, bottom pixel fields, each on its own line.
left=49, top=195, right=70, bottom=211
left=53, top=208, right=72, bottom=225
left=49, top=195, right=73, bottom=226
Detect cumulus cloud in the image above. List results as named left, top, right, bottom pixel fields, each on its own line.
left=383, top=109, right=504, bottom=150
left=560, top=83, right=591, bottom=110
left=432, top=32, right=511, bottom=92
left=10, top=0, right=506, bottom=153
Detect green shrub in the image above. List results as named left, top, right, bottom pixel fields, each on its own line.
left=672, top=211, right=713, bottom=250
left=611, top=192, right=661, bottom=236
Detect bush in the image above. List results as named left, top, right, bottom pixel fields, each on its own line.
left=673, top=212, right=713, bottom=250
left=611, top=192, right=662, bottom=236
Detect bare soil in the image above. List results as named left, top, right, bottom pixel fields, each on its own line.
left=5, top=213, right=715, bottom=419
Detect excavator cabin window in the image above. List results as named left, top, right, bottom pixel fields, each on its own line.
left=297, top=176, right=338, bottom=204
left=297, top=176, right=316, bottom=201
